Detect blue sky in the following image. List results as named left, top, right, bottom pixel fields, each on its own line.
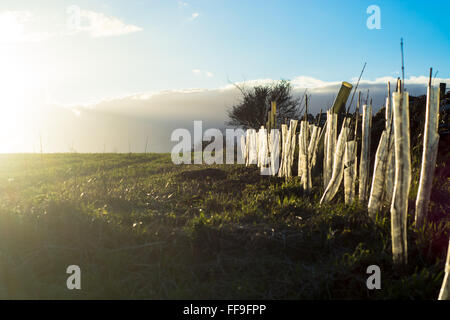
left=0, top=0, right=449, bottom=152
left=1, top=0, right=449, bottom=104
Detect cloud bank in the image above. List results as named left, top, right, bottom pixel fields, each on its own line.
left=18, top=76, right=450, bottom=154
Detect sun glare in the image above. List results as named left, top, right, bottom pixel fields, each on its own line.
left=0, top=47, right=47, bottom=153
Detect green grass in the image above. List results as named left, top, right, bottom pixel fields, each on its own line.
left=0, top=153, right=448, bottom=299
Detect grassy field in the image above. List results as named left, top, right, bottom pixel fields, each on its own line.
left=0, top=153, right=448, bottom=299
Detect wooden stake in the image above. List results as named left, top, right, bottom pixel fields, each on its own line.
left=359, top=103, right=372, bottom=202
left=391, top=90, right=411, bottom=266
left=368, top=130, right=389, bottom=218
left=438, top=239, right=450, bottom=300
left=384, top=82, right=395, bottom=206
left=320, top=118, right=350, bottom=203
left=415, top=68, right=440, bottom=228
left=344, top=140, right=357, bottom=204
left=324, top=111, right=337, bottom=188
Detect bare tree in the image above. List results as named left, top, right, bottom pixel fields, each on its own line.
left=227, top=80, right=300, bottom=129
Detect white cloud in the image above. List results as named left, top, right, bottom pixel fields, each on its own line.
left=178, top=1, right=188, bottom=8
left=220, top=78, right=286, bottom=91
left=188, top=12, right=200, bottom=21
left=0, top=7, right=143, bottom=42
left=192, top=69, right=214, bottom=78
left=67, top=6, right=142, bottom=38
left=0, top=10, right=54, bottom=43
left=291, top=76, right=340, bottom=89
left=36, top=74, right=448, bottom=153
left=82, top=74, right=450, bottom=117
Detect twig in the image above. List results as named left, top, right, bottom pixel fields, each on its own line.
left=401, top=38, right=405, bottom=92
left=347, top=62, right=367, bottom=114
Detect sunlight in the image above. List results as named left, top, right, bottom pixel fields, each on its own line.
left=0, top=11, right=30, bottom=43
left=0, top=48, right=47, bottom=153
